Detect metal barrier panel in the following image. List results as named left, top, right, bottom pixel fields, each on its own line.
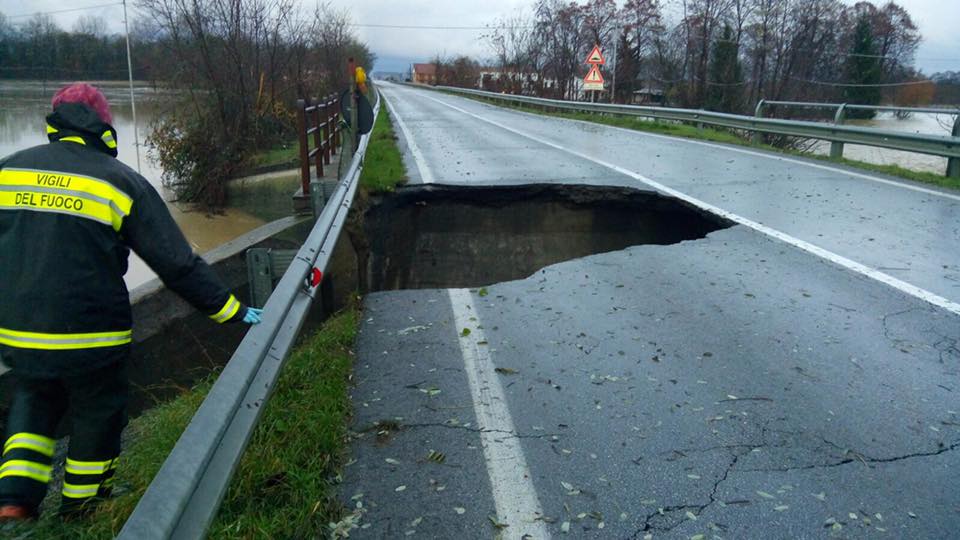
left=428, top=85, right=960, bottom=178
left=117, top=89, right=380, bottom=540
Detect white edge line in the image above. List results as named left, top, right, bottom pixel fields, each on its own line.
left=448, top=288, right=551, bottom=537
left=418, top=91, right=960, bottom=317
left=446, top=90, right=960, bottom=203
left=381, top=86, right=435, bottom=184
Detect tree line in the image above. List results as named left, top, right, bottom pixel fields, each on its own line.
left=1, top=3, right=374, bottom=208
left=470, top=0, right=933, bottom=114
left=0, top=13, right=148, bottom=80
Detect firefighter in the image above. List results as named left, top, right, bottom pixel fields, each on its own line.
left=0, top=83, right=262, bottom=521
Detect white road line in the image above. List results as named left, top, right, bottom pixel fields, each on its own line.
left=448, top=91, right=960, bottom=203
left=448, top=288, right=551, bottom=538
left=381, top=88, right=435, bottom=184
left=419, top=91, right=960, bottom=317
left=387, top=92, right=550, bottom=535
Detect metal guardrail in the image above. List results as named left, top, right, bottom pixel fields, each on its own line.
left=429, top=85, right=960, bottom=178
left=758, top=100, right=960, bottom=117
left=756, top=100, right=960, bottom=167
left=117, top=91, right=380, bottom=540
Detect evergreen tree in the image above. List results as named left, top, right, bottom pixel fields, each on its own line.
left=705, top=24, right=743, bottom=112
left=843, top=14, right=882, bottom=118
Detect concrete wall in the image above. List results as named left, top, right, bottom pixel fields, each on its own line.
left=0, top=214, right=358, bottom=424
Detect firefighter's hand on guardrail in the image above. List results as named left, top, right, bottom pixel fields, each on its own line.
left=243, top=308, right=263, bottom=324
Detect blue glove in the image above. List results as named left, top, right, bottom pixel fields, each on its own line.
left=243, top=307, right=263, bottom=324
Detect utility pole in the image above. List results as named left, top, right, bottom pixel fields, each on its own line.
left=122, top=0, right=141, bottom=173
left=611, top=35, right=617, bottom=104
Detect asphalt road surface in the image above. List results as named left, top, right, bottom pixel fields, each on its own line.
left=337, top=82, right=960, bottom=539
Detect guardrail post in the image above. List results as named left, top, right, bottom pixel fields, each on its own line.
left=830, top=104, right=847, bottom=159
left=752, top=99, right=765, bottom=145
left=246, top=248, right=273, bottom=308
left=311, top=96, right=324, bottom=178
left=310, top=180, right=325, bottom=219
left=948, top=115, right=960, bottom=179
left=320, top=273, right=335, bottom=317
left=296, top=98, right=310, bottom=196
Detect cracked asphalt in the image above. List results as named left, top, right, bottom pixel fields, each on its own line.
left=337, top=83, right=960, bottom=538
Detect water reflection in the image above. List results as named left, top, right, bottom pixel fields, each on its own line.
left=0, top=80, right=266, bottom=289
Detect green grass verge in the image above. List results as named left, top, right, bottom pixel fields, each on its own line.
left=463, top=94, right=960, bottom=192
left=17, top=306, right=359, bottom=539
left=250, top=142, right=299, bottom=169
left=360, top=102, right=407, bottom=193
left=804, top=154, right=958, bottom=189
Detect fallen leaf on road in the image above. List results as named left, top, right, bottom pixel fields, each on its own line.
left=385, top=458, right=400, bottom=465
left=488, top=515, right=508, bottom=529
left=756, top=491, right=775, bottom=499
left=774, top=505, right=789, bottom=512
left=460, top=328, right=471, bottom=337
left=495, top=367, right=519, bottom=375
left=454, top=507, right=466, bottom=515
left=395, top=485, right=406, bottom=492
left=561, top=521, right=570, bottom=533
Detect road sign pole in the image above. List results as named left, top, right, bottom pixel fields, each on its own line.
left=611, top=37, right=617, bottom=104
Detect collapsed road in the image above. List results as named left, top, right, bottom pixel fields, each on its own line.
left=337, top=81, right=960, bottom=538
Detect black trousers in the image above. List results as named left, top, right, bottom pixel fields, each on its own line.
left=0, top=360, right=128, bottom=515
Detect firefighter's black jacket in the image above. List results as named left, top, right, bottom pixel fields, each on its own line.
left=0, top=102, right=248, bottom=377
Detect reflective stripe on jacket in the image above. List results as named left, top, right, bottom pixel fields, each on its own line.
left=0, top=102, right=246, bottom=376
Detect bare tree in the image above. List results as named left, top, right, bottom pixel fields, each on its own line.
left=137, top=0, right=372, bottom=207
left=73, top=15, right=108, bottom=36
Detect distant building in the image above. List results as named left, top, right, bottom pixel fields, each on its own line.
left=631, top=87, right=665, bottom=105
left=411, top=63, right=437, bottom=85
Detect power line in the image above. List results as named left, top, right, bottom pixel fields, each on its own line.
left=790, top=76, right=935, bottom=87
left=4, top=2, right=123, bottom=19
left=348, top=22, right=534, bottom=31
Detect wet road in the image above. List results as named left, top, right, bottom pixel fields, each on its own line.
left=338, top=83, right=960, bottom=538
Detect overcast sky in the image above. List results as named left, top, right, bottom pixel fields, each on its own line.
left=1, top=0, right=957, bottom=74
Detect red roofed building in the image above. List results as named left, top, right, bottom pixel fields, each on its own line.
left=411, top=63, right=437, bottom=85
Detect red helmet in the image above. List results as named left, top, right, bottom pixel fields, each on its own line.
left=51, top=83, right=113, bottom=125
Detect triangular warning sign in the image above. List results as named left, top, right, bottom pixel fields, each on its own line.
left=585, top=45, right=605, bottom=65
left=584, top=65, right=604, bottom=83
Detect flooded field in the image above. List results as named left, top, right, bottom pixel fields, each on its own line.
left=808, top=111, right=955, bottom=173
left=0, top=80, right=271, bottom=289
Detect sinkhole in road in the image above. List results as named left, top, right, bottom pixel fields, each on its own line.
left=356, top=183, right=731, bottom=291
